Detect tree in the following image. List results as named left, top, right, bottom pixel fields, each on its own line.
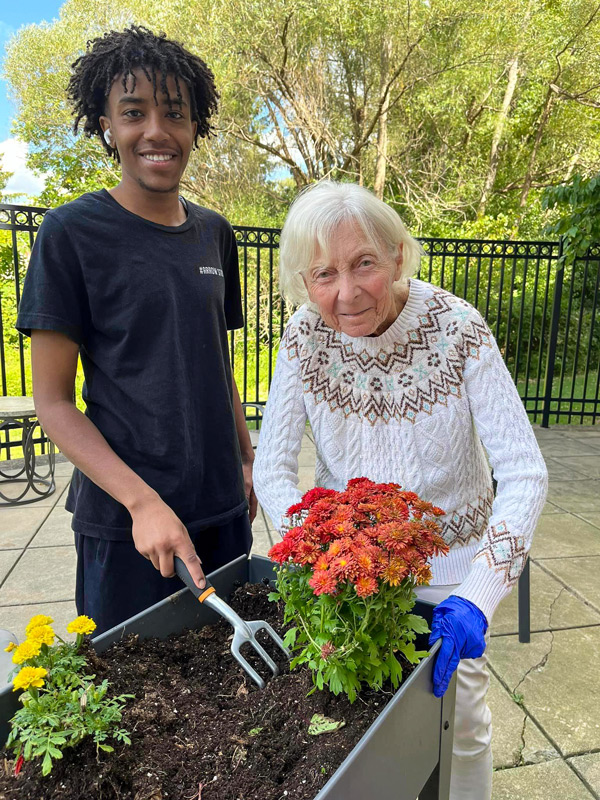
left=3, top=0, right=600, bottom=234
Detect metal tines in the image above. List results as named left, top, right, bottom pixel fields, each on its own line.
left=174, top=556, right=291, bottom=688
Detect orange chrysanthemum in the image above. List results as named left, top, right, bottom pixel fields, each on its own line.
left=278, top=478, right=447, bottom=599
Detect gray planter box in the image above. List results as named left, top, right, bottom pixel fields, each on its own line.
left=0, top=554, right=456, bottom=799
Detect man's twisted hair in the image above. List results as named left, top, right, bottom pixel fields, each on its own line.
left=68, top=25, right=219, bottom=159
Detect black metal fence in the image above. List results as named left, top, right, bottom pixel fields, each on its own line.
left=1, top=202, right=599, bottom=458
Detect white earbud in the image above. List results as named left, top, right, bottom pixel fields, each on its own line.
left=103, top=129, right=114, bottom=147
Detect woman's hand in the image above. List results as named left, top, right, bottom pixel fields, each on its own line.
left=429, top=595, right=488, bottom=697
left=130, top=495, right=206, bottom=589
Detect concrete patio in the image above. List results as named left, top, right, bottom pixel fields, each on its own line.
left=1, top=425, right=599, bottom=799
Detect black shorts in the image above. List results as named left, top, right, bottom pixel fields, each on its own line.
left=74, top=513, right=252, bottom=635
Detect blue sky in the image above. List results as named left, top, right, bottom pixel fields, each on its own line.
left=0, top=2, right=65, bottom=198
left=1, top=1, right=65, bottom=141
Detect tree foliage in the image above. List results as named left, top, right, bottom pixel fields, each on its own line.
left=2, top=0, right=600, bottom=232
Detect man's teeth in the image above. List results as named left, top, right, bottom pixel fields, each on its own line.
left=143, top=154, right=174, bottom=162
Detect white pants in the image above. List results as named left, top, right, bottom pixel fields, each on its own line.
left=416, top=584, right=493, bottom=800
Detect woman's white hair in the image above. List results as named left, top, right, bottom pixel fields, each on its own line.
left=279, top=180, right=424, bottom=305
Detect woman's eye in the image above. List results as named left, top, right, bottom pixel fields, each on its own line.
left=168, top=111, right=184, bottom=119
left=314, top=270, right=332, bottom=281
left=124, top=109, right=142, bottom=118
left=359, top=259, right=373, bottom=268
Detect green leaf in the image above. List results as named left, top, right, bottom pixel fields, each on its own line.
left=406, top=614, right=430, bottom=634
left=282, top=627, right=298, bottom=648
left=42, top=752, right=53, bottom=776
left=308, top=713, right=346, bottom=736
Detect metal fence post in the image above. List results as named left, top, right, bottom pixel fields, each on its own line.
left=541, top=238, right=565, bottom=428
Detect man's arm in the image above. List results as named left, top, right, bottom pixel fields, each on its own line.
left=231, top=377, right=257, bottom=523
left=31, top=330, right=206, bottom=587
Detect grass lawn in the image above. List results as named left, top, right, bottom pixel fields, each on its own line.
left=1, top=339, right=597, bottom=462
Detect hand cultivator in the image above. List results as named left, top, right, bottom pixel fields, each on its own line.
left=174, top=557, right=290, bottom=688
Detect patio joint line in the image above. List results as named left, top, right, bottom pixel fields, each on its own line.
left=490, top=621, right=600, bottom=638
left=572, top=512, right=600, bottom=531
left=566, top=759, right=600, bottom=800
left=534, top=558, right=600, bottom=616
left=0, top=598, right=76, bottom=609
left=534, top=554, right=600, bottom=561
left=0, top=503, right=56, bottom=591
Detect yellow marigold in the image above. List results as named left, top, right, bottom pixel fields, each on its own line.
left=66, top=615, right=96, bottom=636
left=27, top=625, right=55, bottom=646
left=12, top=640, right=42, bottom=665
left=4, top=641, right=17, bottom=653
left=25, top=615, right=54, bottom=636
left=13, top=666, right=47, bottom=692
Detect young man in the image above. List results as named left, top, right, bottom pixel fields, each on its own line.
left=16, top=26, right=256, bottom=634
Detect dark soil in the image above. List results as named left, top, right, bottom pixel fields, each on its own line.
left=0, top=582, right=414, bottom=800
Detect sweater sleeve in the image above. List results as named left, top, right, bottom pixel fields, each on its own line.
left=452, top=319, right=548, bottom=622
left=253, top=321, right=308, bottom=532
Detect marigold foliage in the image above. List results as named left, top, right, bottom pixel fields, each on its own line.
left=66, top=615, right=97, bottom=636
left=6, top=612, right=131, bottom=776
left=269, top=478, right=449, bottom=702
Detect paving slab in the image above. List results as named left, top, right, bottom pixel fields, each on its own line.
left=558, top=455, right=600, bottom=479
left=533, top=426, right=569, bottom=437
left=578, top=512, right=600, bottom=530
left=558, top=428, right=600, bottom=439
left=541, top=501, right=568, bottom=515
left=492, top=561, right=600, bottom=635
left=0, top=505, right=51, bottom=549
left=53, top=460, right=74, bottom=478
left=29, top=505, right=74, bottom=547
left=538, top=555, right=600, bottom=611
left=0, top=476, right=71, bottom=507
left=546, top=480, right=600, bottom=513
left=297, top=465, right=316, bottom=494
left=488, top=627, right=600, bottom=756
left=0, top=546, right=76, bottom=606
left=543, top=456, right=594, bottom=481
left=531, top=514, right=600, bottom=559
left=0, top=599, right=78, bottom=647
left=487, top=672, right=559, bottom=768
left=251, top=509, right=276, bottom=557
left=568, top=753, right=600, bottom=795
left=538, top=439, right=600, bottom=457
left=492, top=758, right=595, bottom=800
left=0, top=550, right=20, bottom=584
left=251, top=527, right=276, bottom=558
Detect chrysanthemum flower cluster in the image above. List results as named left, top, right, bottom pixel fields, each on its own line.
left=268, top=479, right=449, bottom=702
left=269, top=478, right=448, bottom=597
left=4, top=613, right=130, bottom=777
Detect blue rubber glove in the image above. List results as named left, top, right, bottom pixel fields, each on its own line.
left=429, top=595, right=488, bottom=698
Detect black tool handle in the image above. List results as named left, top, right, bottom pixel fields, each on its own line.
left=173, top=556, right=213, bottom=601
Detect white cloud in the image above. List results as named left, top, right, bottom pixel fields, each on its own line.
left=0, top=137, right=46, bottom=200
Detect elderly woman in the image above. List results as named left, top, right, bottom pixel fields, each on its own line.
left=253, top=181, right=547, bottom=800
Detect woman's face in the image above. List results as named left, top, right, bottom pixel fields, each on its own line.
left=302, top=220, right=403, bottom=337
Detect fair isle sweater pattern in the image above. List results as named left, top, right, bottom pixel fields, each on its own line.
left=254, top=279, right=548, bottom=620
left=284, top=289, right=494, bottom=426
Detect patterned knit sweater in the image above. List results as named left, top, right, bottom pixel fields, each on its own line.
left=254, top=278, right=548, bottom=621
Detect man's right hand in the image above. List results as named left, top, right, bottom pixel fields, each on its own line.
left=130, top=495, right=206, bottom=589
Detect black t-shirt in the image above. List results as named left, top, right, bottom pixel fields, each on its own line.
left=17, top=189, right=246, bottom=539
